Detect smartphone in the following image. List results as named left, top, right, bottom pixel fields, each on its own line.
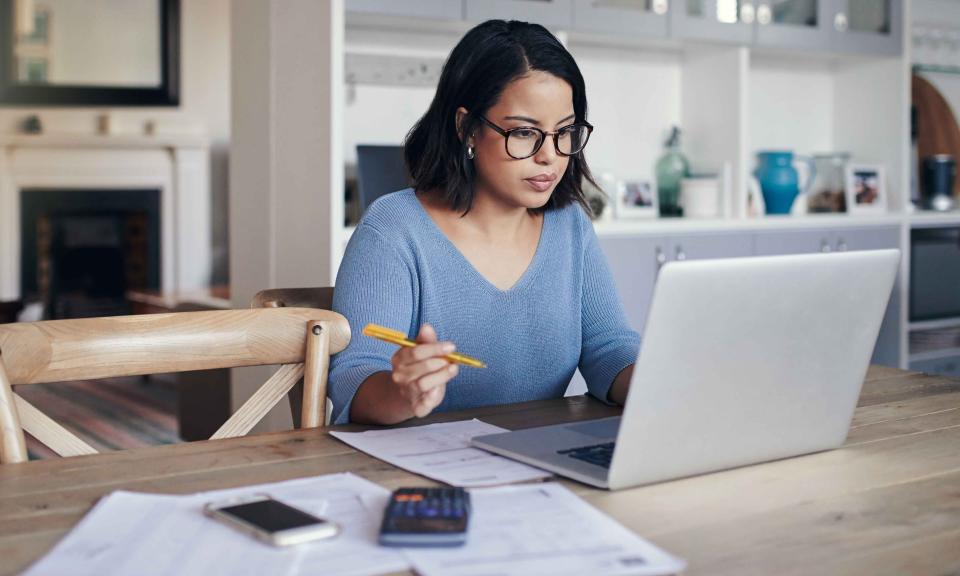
left=204, top=494, right=339, bottom=547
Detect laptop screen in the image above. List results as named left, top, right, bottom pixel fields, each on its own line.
left=356, top=144, right=411, bottom=216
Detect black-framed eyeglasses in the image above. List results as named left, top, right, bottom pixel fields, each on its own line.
left=477, top=115, right=593, bottom=160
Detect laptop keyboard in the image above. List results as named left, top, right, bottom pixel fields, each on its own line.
left=557, top=442, right=616, bottom=468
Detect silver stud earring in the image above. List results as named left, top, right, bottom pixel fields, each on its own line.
left=466, top=145, right=475, bottom=160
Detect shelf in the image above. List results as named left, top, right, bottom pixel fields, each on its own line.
left=912, top=64, right=960, bottom=76
left=909, top=317, right=960, bottom=332
left=592, top=213, right=904, bottom=237
left=907, top=210, right=960, bottom=227
left=909, top=347, right=960, bottom=364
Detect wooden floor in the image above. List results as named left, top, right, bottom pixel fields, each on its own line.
left=15, top=377, right=180, bottom=459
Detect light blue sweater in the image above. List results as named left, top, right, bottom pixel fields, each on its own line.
left=329, top=189, right=640, bottom=424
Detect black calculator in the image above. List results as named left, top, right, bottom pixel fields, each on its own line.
left=378, top=487, right=470, bottom=547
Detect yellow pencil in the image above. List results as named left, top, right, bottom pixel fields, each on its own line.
left=362, top=323, right=487, bottom=368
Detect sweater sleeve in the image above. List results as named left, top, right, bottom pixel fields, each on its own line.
left=328, top=223, right=417, bottom=424
left=577, top=212, right=641, bottom=404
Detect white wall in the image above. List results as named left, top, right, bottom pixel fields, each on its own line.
left=0, top=0, right=231, bottom=285
left=749, top=56, right=835, bottom=157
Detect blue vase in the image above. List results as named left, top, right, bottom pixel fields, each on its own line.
left=755, top=151, right=799, bottom=215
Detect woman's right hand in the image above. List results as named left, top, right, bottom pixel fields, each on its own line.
left=389, top=323, right=459, bottom=418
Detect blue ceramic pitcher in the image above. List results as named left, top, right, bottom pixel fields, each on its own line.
left=754, top=151, right=816, bottom=215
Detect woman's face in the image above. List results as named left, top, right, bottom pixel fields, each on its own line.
left=465, top=70, right=574, bottom=211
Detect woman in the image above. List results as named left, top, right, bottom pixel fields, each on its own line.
left=329, top=20, right=639, bottom=425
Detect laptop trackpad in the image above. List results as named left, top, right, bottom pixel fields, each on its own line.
left=565, top=418, right=620, bottom=439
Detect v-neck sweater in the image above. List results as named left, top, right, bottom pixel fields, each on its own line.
left=329, top=188, right=640, bottom=424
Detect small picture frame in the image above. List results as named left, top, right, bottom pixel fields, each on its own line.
left=845, top=164, right=887, bottom=215
left=614, top=179, right=658, bottom=219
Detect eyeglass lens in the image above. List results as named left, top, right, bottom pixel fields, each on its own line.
left=505, top=125, right=590, bottom=159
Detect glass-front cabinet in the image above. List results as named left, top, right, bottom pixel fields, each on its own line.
left=754, top=0, right=830, bottom=49
left=465, top=0, right=575, bottom=29
left=672, top=0, right=756, bottom=44
left=831, top=0, right=902, bottom=56
left=572, top=0, right=670, bottom=38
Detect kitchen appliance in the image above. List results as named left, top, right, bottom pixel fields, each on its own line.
left=910, top=226, right=960, bottom=321
left=920, top=155, right=958, bottom=212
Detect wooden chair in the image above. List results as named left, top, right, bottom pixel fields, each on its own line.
left=0, top=307, right=350, bottom=464
left=251, top=288, right=335, bottom=428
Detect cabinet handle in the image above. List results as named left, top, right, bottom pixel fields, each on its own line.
left=836, top=238, right=848, bottom=252
left=655, top=246, right=667, bottom=272
left=834, top=12, right=848, bottom=32
left=741, top=2, right=755, bottom=24
left=820, top=238, right=832, bottom=253
left=652, top=0, right=668, bottom=16
left=756, top=4, right=772, bottom=25
left=675, top=245, right=687, bottom=261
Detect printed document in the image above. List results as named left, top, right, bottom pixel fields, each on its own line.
left=403, top=482, right=686, bottom=576
left=330, top=419, right=552, bottom=487
left=22, top=473, right=408, bottom=576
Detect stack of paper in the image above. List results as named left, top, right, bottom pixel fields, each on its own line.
left=405, top=482, right=686, bottom=576
left=23, top=473, right=407, bottom=576
left=330, top=419, right=552, bottom=487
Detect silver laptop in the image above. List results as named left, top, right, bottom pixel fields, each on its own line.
left=471, top=250, right=900, bottom=490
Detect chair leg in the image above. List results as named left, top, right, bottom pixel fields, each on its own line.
left=0, top=356, right=28, bottom=464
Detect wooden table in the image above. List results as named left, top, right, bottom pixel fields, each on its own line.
left=2, top=366, right=959, bottom=575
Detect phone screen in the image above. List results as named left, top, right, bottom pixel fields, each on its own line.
left=219, top=500, right=325, bottom=533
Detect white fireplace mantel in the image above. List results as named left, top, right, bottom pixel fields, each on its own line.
left=0, top=133, right=211, bottom=301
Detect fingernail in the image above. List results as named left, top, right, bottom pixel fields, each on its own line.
left=448, top=365, right=458, bottom=374
left=442, top=343, right=455, bottom=353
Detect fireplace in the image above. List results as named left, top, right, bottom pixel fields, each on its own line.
left=20, top=189, right=161, bottom=319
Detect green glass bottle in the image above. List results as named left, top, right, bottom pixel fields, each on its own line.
left=655, top=126, right=689, bottom=217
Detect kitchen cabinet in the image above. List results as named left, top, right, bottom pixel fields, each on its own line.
left=465, top=0, right=574, bottom=28
left=910, top=354, right=960, bottom=378
left=829, top=0, right=902, bottom=56
left=600, top=231, right=753, bottom=334
left=671, top=0, right=755, bottom=44
left=572, top=0, right=670, bottom=39
left=346, top=0, right=463, bottom=20
left=753, top=226, right=901, bottom=366
left=672, top=0, right=900, bottom=55
left=754, top=0, right=832, bottom=50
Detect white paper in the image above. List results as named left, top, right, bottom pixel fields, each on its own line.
left=23, top=473, right=409, bottom=576
left=404, top=482, right=686, bottom=576
left=330, top=419, right=552, bottom=487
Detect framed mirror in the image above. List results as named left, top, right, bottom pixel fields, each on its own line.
left=0, top=0, right=179, bottom=106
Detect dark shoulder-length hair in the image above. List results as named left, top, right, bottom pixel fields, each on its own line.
left=404, top=19, right=594, bottom=214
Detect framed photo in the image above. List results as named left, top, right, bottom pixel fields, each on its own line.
left=845, top=164, right=887, bottom=215
left=614, top=179, right=658, bottom=219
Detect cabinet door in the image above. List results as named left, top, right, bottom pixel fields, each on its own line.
left=833, top=226, right=902, bottom=367
left=753, top=228, right=834, bottom=255
left=667, top=231, right=754, bottom=262
left=754, top=0, right=831, bottom=50
left=829, top=0, right=902, bottom=56
left=465, top=0, right=574, bottom=28
left=346, top=0, right=463, bottom=20
left=755, top=226, right=902, bottom=367
left=598, top=235, right=665, bottom=334
left=572, top=0, right=669, bottom=39
left=671, top=0, right=755, bottom=44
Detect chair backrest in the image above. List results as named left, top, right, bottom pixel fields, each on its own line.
left=0, top=307, right=350, bottom=464
left=252, top=287, right=334, bottom=311
left=250, top=288, right=336, bottom=427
